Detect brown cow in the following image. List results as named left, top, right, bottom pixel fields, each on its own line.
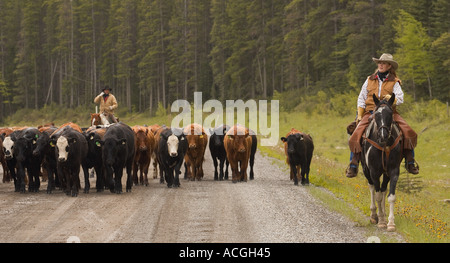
left=132, top=125, right=155, bottom=186
left=224, top=125, right=252, bottom=183
left=51, top=122, right=83, bottom=135
left=183, top=123, right=208, bottom=181
left=147, top=124, right=162, bottom=178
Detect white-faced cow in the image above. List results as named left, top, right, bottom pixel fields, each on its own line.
left=55, top=127, right=89, bottom=197
left=2, top=131, right=18, bottom=189
left=157, top=127, right=187, bottom=188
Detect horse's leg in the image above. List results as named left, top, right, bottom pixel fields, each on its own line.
left=371, top=170, right=387, bottom=228
left=387, top=168, right=400, bottom=232
left=368, top=184, right=378, bottom=224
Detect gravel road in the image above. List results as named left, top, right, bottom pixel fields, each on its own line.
left=0, top=147, right=368, bottom=243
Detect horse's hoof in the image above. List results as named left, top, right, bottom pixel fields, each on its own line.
left=387, top=225, right=396, bottom=232
left=377, top=223, right=387, bottom=228
left=370, top=217, right=378, bottom=224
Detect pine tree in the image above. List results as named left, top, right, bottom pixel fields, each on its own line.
left=394, top=9, right=435, bottom=100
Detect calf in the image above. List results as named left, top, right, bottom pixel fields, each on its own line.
left=84, top=126, right=108, bottom=192
left=209, top=125, right=230, bottom=181
left=157, top=128, right=187, bottom=188
left=132, top=125, right=155, bottom=186
left=183, top=123, right=208, bottom=181
left=280, top=128, right=314, bottom=185
left=13, top=128, right=42, bottom=193
left=224, top=125, right=253, bottom=183
left=55, top=128, right=89, bottom=196
left=101, top=123, right=135, bottom=194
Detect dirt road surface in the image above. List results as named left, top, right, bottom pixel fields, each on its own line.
left=0, top=148, right=368, bottom=243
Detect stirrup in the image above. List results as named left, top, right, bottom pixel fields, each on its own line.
left=345, top=164, right=358, bottom=178
left=406, top=160, right=419, bottom=174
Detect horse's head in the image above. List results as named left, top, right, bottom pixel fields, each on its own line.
left=372, top=93, right=396, bottom=146
left=90, top=113, right=101, bottom=126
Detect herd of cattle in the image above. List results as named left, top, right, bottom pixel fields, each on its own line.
left=0, top=121, right=314, bottom=197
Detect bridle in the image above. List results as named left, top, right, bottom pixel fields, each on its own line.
left=363, top=103, right=402, bottom=173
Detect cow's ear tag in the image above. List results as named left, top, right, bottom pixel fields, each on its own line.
left=35, top=134, right=39, bottom=139
left=122, top=141, right=126, bottom=145
left=181, top=137, right=185, bottom=140
left=32, top=139, right=36, bottom=144
left=95, top=141, right=101, bottom=147
left=50, top=142, right=55, bottom=147
left=90, top=135, right=94, bottom=140
left=199, top=135, right=204, bottom=138
left=228, top=135, right=233, bottom=140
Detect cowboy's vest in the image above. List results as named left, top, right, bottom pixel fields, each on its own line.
left=364, top=73, right=401, bottom=113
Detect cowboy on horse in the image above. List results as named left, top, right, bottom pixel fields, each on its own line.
left=93, top=85, right=119, bottom=125
left=346, top=53, right=419, bottom=178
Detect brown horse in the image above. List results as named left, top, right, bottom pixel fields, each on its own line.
left=90, top=113, right=118, bottom=126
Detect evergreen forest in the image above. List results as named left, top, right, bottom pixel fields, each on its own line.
left=0, top=0, right=448, bottom=118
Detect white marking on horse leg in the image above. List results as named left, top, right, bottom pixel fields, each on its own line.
left=369, top=184, right=377, bottom=224
left=100, top=113, right=110, bottom=125
left=387, top=194, right=396, bottom=231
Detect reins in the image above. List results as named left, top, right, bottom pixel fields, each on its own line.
left=362, top=104, right=402, bottom=174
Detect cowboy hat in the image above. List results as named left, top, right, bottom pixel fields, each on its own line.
left=372, top=53, right=398, bottom=70
left=102, top=85, right=112, bottom=92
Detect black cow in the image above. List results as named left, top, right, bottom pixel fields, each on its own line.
left=33, top=126, right=59, bottom=194
left=281, top=130, right=314, bottom=185
left=157, top=128, right=187, bottom=188
left=100, top=123, right=135, bottom=194
left=209, top=125, right=230, bottom=181
left=13, top=128, right=42, bottom=193
left=84, top=126, right=108, bottom=192
left=249, top=129, right=257, bottom=180
left=55, top=128, right=89, bottom=197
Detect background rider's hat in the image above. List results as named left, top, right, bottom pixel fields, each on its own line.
left=102, top=85, right=112, bottom=92
left=372, top=53, right=398, bottom=70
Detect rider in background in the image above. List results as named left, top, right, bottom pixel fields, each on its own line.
left=346, top=53, right=419, bottom=178
left=94, top=85, right=118, bottom=116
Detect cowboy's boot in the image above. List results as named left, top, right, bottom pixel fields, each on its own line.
left=404, top=149, right=419, bottom=174
left=346, top=152, right=360, bottom=178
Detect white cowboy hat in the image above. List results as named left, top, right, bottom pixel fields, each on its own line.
left=372, top=53, right=398, bottom=70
